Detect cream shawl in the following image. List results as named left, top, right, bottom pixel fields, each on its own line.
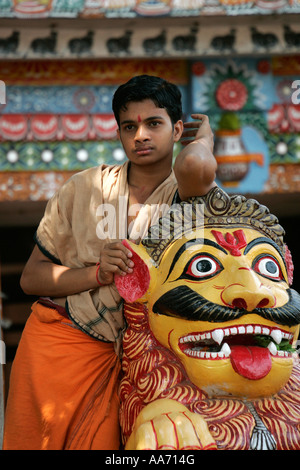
left=35, top=161, right=177, bottom=354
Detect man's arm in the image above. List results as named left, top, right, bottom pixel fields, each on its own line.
left=174, top=114, right=217, bottom=200
left=20, top=242, right=134, bottom=297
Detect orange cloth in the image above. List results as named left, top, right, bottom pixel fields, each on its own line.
left=3, top=301, right=121, bottom=450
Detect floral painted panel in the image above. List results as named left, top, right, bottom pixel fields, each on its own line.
left=191, top=57, right=300, bottom=193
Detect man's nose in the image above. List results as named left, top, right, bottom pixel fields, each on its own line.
left=135, top=125, right=150, bottom=141
left=221, top=269, right=275, bottom=312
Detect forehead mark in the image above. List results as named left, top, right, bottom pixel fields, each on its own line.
left=137, top=115, right=142, bottom=122
left=211, top=229, right=247, bottom=257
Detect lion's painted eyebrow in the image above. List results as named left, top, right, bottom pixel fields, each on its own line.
left=244, top=237, right=285, bottom=262
left=164, top=238, right=227, bottom=283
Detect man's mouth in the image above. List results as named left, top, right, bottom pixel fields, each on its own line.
left=135, top=146, right=153, bottom=156
left=178, top=324, right=295, bottom=380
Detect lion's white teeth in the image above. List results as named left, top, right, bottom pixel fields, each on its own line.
left=271, top=329, right=282, bottom=345
left=220, top=343, right=231, bottom=357
left=212, top=329, right=224, bottom=345
left=268, top=341, right=278, bottom=355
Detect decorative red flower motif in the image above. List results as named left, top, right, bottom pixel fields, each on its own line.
left=257, top=60, right=270, bottom=74
left=192, top=61, right=206, bottom=76
left=216, top=79, right=248, bottom=111
left=267, top=103, right=300, bottom=133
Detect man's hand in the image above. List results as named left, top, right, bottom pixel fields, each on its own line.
left=97, top=241, right=134, bottom=285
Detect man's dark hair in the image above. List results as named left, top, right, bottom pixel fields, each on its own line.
left=112, top=74, right=182, bottom=127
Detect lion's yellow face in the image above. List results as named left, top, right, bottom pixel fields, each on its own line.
left=145, top=227, right=300, bottom=398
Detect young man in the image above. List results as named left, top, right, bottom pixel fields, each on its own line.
left=3, top=75, right=216, bottom=450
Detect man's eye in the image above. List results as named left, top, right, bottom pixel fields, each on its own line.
left=184, top=254, right=223, bottom=280
left=253, top=255, right=283, bottom=281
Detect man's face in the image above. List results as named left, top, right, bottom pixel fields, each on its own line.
left=147, top=227, right=300, bottom=398
left=117, top=99, right=183, bottom=167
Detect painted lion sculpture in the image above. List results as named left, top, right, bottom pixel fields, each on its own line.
left=115, top=186, right=300, bottom=450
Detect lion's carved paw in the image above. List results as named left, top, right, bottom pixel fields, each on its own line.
left=125, top=399, right=217, bottom=450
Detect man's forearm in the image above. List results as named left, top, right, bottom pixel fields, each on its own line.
left=20, top=248, right=99, bottom=297
left=174, top=140, right=217, bottom=199
left=174, top=114, right=217, bottom=200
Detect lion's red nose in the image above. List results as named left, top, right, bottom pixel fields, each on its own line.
left=231, top=297, right=271, bottom=311
left=232, top=298, right=247, bottom=310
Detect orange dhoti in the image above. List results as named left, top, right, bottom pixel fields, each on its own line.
left=3, top=301, right=121, bottom=450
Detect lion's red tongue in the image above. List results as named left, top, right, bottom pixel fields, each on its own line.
left=230, top=345, right=272, bottom=380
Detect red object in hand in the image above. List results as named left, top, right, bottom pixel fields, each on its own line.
left=114, top=240, right=150, bottom=303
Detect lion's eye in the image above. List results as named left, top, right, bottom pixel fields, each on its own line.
left=185, top=255, right=222, bottom=280
left=253, top=255, right=283, bottom=281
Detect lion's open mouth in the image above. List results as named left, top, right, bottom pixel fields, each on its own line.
left=179, top=324, right=295, bottom=380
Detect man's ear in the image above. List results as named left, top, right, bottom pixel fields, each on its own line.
left=114, top=240, right=157, bottom=303
left=174, top=119, right=183, bottom=142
